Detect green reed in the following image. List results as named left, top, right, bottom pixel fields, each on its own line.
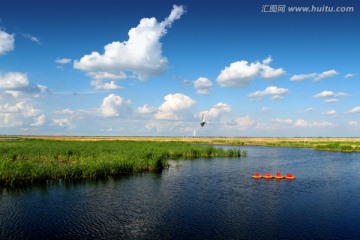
left=0, top=139, right=246, bottom=186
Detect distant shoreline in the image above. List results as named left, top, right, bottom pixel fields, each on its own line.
left=1, top=135, right=359, bottom=141
left=2, top=135, right=360, bottom=152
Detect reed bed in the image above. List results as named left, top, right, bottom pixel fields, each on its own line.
left=14, top=136, right=360, bottom=152
left=0, top=138, right=246, bottom=186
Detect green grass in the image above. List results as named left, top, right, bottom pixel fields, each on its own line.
left=263, top=140, right=360, bottom=152
left=0, top=139, right=246, bottom=186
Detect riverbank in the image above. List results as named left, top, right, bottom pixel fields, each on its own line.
left=0, top=138, right=246, bottom=186
left=4, top=136, right=360, bottom=152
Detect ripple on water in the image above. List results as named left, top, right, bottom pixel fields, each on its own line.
left=2, top=146, right=360, bottom=239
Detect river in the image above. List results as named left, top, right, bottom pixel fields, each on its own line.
left=1, top=146, right=360, bottom=239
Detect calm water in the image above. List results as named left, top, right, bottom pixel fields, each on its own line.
left=1, top=146, right=360, bottom=239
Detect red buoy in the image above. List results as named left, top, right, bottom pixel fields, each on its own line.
left=285, top=173, right=296, bottom=180
left=264, top=172, right=273, bottom=179
left=274, top=172, right=285, bottom=179
left=252, top=172, right=262, bottom=179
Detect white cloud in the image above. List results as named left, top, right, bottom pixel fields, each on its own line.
left=51, top=108, right=86, bottom=130
left=54, top=108, right=75, bottom=115
left=51, top=118, right=73, bottom=129
left=155, top=93, right=196, bottom=120
left=248, top=86, right=288, bottom=100
left=260, top=57, right=285, bottom=80
left=202, top=102, right=231, bottom=120
left=313, top=90, right=350, bottom=98
left=217, top=61, right=261, bottom=88
left=348, top=106, right=360, bottom=114
left=137, top=104, right=157, bottom=114
left=31, top=114, right=45, bottom=126
left=55, top=58, right=71, bottom=64
left=99, top=94, right=132, bottom=117
left=0, top=72, right=49, bottom=98
left=324, top=98, right=339, bottom=103
left=0, top=30, right=14, bottom=55
left=23, top=33, right=40, bottom=44
left=271, top=118, right=293, bottom=125
left=91, top=80, right=123, bottom=91
left=89, top=71, right=126, bottom=80
left=290, top=70, right=339, bottom=82
left=294, top=119, right=333, bottom=128
left=314, top=70, right=339, bottom=81
left=313, top=90, right=333, bottom=98
left=74, top=5, right=185, bottom=81
left=194, top=77, right=213, bottom=95
left=344, top=73, right=357, bottom=78
left=321, top=110, right=337, bottom=115
left=0, top=72, right=29, bottom=89
left=0, top=102, right=44, bottom=128
left=216, top=57, right=285, bottom=88
left=230, top=115, right=255, bottom=131
left=290, top=73, right=317, bottom=81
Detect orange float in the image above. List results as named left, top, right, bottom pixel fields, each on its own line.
left=274, top=172, right=285, bottom=179
left=285, top=173, right=296, bottom=180
left=263, top=172, right=273, bottom=179
left=252, top=172, right=262, bottom=179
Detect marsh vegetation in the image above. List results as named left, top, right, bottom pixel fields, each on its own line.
left=0, top=138, right=246, bottom=186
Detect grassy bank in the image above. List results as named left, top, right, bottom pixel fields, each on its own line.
left=0, top=138, right=246, bottom=186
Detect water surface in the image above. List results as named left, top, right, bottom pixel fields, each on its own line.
left=1, top=146, right=360, bottom=239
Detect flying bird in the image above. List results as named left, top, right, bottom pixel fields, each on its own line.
left=200, top=113, right=206, bottom=127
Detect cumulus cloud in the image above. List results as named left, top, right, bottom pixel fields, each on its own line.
left=51, top=108, right=86, bottom=130
left=216, top=56, right=285, bottom=88
left=99, top=94, right=131, bottom=117
left=51, top=118, right=73, bottom=129
left=348, top=106, right=360, bottom=114
left=290, top=70, right=339, bottom=82
left=248, top=86, right=288, bottom=100
left=0, top=102, right=45, bottom=127
left=0, top=72, right=49, bottom=98
left=0, top=30, right=14, bottom=55
left=202, top=102, right=231, bottom=121
left=74, top=5, right=185, bottom=81
left=260, top=57, right=285, bottom=80
left=0, top=72, right=29, bottom=89
left=194, top=77, right=213, bottom=95
left=31, top=114, right=45, bottom=126
left=155, top=93, right=196, bottom=120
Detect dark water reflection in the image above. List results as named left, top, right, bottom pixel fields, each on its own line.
left=1, top=146, right=360, bottom=239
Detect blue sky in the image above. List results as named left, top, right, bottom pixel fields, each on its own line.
left=0, top=0, right=359, bottom=136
